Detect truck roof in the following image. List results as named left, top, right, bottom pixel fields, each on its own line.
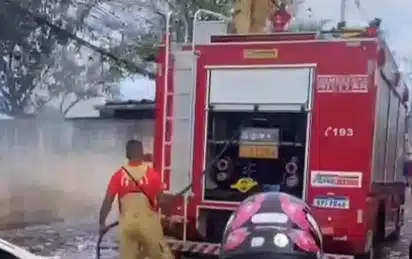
left=209, top=30, right=378, bottom=43
left=157, top=29, right=380, bottom=48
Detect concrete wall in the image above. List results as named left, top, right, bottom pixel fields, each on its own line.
left=0, top=118, right=154, bottom=228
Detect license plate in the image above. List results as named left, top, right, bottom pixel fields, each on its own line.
left=313, top=197, right=349, bottom=209
left=239, top=145, right=278, bottom=159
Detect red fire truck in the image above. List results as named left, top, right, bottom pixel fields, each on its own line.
left=153, top=10, right=409, bottom=259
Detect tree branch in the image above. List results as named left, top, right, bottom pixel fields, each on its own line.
left=5, top=0, right=156, bottom=79
left=59, top=92, right=70, bottom=114
left=62, top=96, right=83, bottom=116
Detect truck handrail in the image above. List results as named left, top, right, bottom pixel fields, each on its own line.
left=188, top=9, right=230, bottom=183
left=191, top=9, right=230, bottom=52
left=162, top=11, right=172, bottom=185
left=187, top=9, right=230, bottom=192
left=166, top=11, right=189, bottom=44
left=163, top=10, right=189, bottom=183
left=189, top=11, right=230, bottom=179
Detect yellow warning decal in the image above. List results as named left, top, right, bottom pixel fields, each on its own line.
left=231, top=177, right=258, bottom=193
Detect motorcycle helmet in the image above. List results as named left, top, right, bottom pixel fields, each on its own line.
left=220, top=192, right=323, bottom=259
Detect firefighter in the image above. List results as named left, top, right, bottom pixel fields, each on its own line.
left=98, top=139, right=174, bottom=259
left=220, top=192, right=323, bottom=259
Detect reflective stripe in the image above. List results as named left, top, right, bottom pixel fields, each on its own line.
left=167, top=240, right=220, bottom=255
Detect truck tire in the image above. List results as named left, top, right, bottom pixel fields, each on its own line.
left=367, top=231, right=378, bottom=259
left=387, top=209, right=401, bottom=242
left=356, top=246, right=377, bottom=259
left=364, top=231, right=379, bottom=259
left=356, top=217, right=381, bottom=259
left=369, top=246, right=375, bottom=259
left=370, top=204, right=385, bottom=258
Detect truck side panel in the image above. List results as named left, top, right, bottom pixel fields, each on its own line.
left=308, top=43, right=378, bottom=254
left=314, top=83, right=375, bottom=171
left=384, top=89, right=400, bottom=183
left=371, top=45, right=408, bottom=238
left=373, top=42, right=408, bottom=186
left=372, top=70, right=390, bottom=183
left=396, top=105, right=407, bottom=182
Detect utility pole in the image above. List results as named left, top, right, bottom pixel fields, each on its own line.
left=339, top=0, right=347, bottom=23
left=339, top=0, right=347, bottom=29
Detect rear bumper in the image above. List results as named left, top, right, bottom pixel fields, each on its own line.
left=167, top=239, right=220, bottom=255
left=322, top=235, right=366, bottom=255
left=312, top=209, right=366, bottom=255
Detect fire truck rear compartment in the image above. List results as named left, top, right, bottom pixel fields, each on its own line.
left=204, top=111, right=307, bottom=201
left=202, top=67, right=313, bottom=203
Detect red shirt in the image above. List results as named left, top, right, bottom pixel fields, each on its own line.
left=106, top=162, right=163, bottom=210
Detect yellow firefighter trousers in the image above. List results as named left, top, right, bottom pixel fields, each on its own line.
left=232, top=0, right=274, bottom=33
left=119, top=195, right=174, bottom=259
left=118, top=165, right=174, bottom=259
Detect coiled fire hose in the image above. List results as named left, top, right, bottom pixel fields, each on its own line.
left=95, top=130, right=240, bottom=259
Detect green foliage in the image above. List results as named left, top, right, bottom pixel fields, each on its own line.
left=0, top=0, right=75, bottom=115
left=107, top=0, right=232, bottom=67
left=0, top=0, right=232, bottom=116
left=167, top=0, right=231, bottom=41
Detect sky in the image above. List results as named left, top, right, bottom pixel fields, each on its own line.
left=118, top=75, right=155, bottom=101
left=303, top=0, right=412, bottom=70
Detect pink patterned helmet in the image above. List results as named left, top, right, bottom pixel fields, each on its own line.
left=220, top=192, right=323, bottom=259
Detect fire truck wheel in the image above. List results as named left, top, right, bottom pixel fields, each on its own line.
left=370, top=204, right=385, bottom=258
left=355, top=205, right=385, bottom=259
left=358, top=237, right=378, bottom=259
left=368, top=247, right=375, bottom=259
left=387, top=209, right=401, bottom=242
left=355, top=248, right=377, bottom=259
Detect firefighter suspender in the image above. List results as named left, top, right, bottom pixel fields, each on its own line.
left=121, top=166, right=155, bottom=209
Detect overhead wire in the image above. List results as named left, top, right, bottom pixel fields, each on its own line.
left=2, top=0, right=156, bottom=79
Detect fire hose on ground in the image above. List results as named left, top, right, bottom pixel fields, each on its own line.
left=96, top=221, right=119, bottom=259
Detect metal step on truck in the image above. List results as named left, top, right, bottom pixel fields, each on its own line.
left=153, top=8, right=410, bottom=259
